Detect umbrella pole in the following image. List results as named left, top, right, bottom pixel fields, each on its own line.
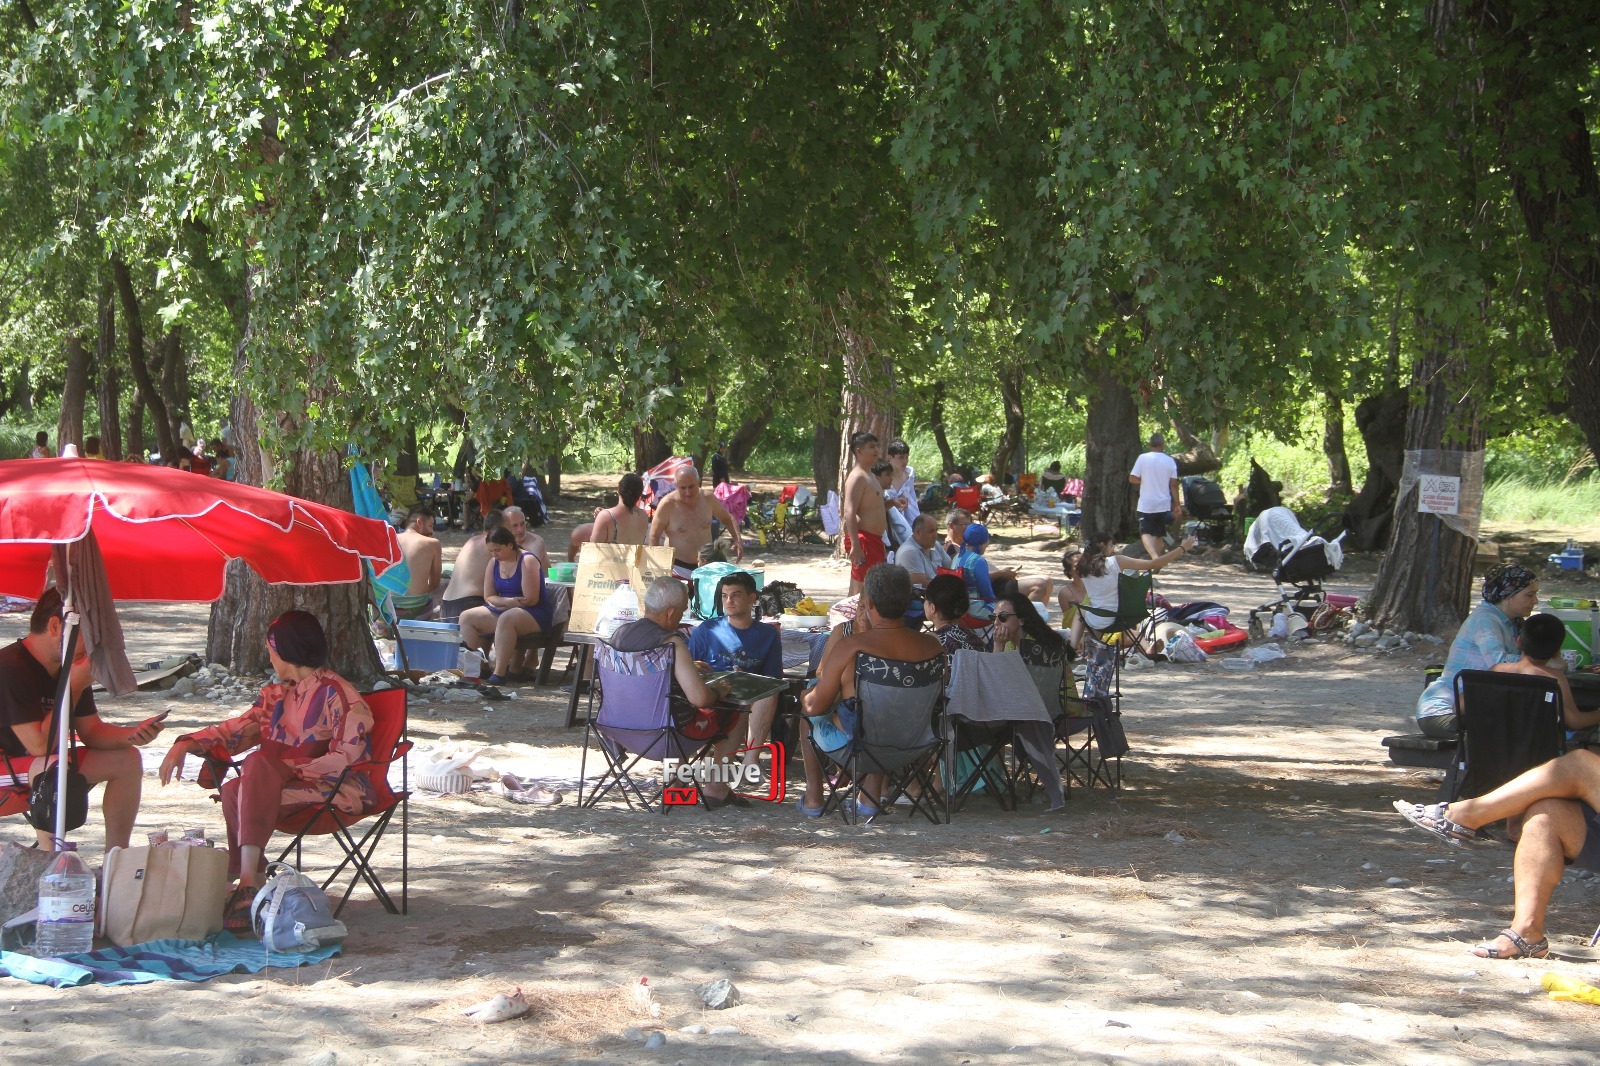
left=51, top=602, right=81, bottom=848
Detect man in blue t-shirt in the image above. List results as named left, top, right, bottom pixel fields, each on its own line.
left=689, top=571, right=783, bottom=766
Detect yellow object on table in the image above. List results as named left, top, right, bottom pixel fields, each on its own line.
left=1542, top=973, right=1600, bottom=1005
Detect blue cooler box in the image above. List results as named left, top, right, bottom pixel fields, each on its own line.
left=397, top=620, right=460, bottom=672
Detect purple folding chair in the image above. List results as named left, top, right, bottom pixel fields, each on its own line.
left=578, top=640, right=721, bottom=812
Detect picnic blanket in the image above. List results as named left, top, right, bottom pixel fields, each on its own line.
left=0, top=932, right=341, bottom=987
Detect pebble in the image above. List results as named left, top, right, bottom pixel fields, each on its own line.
left=1375, top=635, right=1403, bottom=650
left=1360, top=862, right=1378, bottom=872
left=1353, top=633, right=1381, bottom=648
left=679, top=1024, right=707, bottom=1035
left=1163, top=830, right=1186, bottom=843
left=1386, top=877, right=1410, bottom=887
left=696, top=978, right=742, bottom=1010
left=171, top=677, right=196, bottom=696
left=307, top=1052, right=337, bottom=1066
left=1348, top=621, right=1371, bottom=638
left=622, top=1027, right=644, bottom=1040
left=643, top=1032, right=666, bottom=1049
left=708, top=1025, right=739, bottom=1036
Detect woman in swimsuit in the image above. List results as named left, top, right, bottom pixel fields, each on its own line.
left=458, top=527, right=554, bottom=684
left=592, top=472, right=648, bottom=545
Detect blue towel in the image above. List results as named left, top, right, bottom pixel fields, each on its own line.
left=0, top=932, right=341, bottom=987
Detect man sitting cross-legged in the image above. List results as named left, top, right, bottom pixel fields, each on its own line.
left=688, top=571, right=783, bottom=773
left=609, top=577, right=748, bottom=808
left=1395, top=748, right=1600, bottom=959
left=797, top=563, right=942, bottom=820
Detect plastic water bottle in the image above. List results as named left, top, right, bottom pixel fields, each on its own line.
left=36, top=843, right=96, bottom=957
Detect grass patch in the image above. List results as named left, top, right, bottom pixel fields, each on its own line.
left=1483, top=475, right=1600, bottom=525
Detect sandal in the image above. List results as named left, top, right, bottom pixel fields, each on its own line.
left=1472, top=928, right=1549, bottom=960
left=1392, top=800, right=1479, bottom=847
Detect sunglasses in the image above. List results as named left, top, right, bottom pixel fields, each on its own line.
left=994, top=612, right=1017, bottom=622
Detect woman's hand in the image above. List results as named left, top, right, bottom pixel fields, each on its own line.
left=158, top=739, right=197, bottom=785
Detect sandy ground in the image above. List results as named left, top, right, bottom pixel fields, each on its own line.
left=4, top=476, right=1600, bottom=1064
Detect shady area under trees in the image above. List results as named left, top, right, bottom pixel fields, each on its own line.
left=4, top=3, right=1600, bottom=1052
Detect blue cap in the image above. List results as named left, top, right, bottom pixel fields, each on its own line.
left=963, top=523, right=991, bottom=548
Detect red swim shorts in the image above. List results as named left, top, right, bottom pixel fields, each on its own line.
left=850, top=531, right=889, bottom=583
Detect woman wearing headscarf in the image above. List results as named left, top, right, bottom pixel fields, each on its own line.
left=159, top=611, right=375, bottom=929
left=1415, top=562, right=1541, bottom=738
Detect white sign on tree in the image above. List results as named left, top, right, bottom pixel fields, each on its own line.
left=1418, top=474, right=1461, bottom=516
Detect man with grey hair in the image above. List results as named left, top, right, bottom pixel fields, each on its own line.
left=607, top=577, right=748, bottom=808
left=649, top=464, right=742, bottom=578
left=798, top=563, right=942, bottom=819
left=894, top=513, right=950, bottom=586
left=503, top=505, right=550, bottom=571
left=1129, top=431, right=1182, bottom=560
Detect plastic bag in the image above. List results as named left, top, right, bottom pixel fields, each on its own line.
left=596, top=581, right=641, bottom=640
left=1243, top=642, right=1287, bottom=663
left=1164, top=632, right=1208, bottom=663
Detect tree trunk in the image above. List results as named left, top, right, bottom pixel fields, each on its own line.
left=126, top=391, right=145, bottom=460
left=928, top=382, right=958, bottom=475
left=1367, top=320, right=1485, bottom=634
left=158, top=327, right=188, bottom=445
left=811, top=423, right=842, bottom=498
left=725, top=411, right=774, bottom=471
left=1081, top=367, right=1140, bottom=541
left=1346, top=393, right=1409, bottom=552
left=1163, top=395, right=1223, bottom=477
left=835, top=316, right=895, bottom=492
left=94, top=279, right=122, bottom=460
left=632, top=425, right=672, bottom=471
left=989, top=368, right=1025, bottom=479
left=544, top=452, right=561, bottom=500
left=111, top=258, right=177, bottom=463
left=1323, top=394, right=1353, bottom=497
left=206, top=272, right=382, bottom=684
left=58, top=333, right=91, bottom=454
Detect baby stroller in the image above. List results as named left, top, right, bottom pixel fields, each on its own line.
left=1245, top=506, right=1346, bottom=637
left=1180, top=476, right=1233, bottom=547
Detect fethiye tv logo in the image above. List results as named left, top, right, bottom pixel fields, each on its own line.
left=661, top=743, right=787, bottom=806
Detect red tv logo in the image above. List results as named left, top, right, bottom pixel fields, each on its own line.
left=661, top=743, right=786, bottom=805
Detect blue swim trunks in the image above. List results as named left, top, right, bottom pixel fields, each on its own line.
left=808, top=698, right=859, bottom=755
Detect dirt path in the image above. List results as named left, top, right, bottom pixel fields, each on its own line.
left=4, top=493, right=1598, bottom=1064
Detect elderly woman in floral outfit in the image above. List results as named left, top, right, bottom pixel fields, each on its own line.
left=160, top=611, right=374, bottom=929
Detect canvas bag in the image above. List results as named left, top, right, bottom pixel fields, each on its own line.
left=251, top=861, right=347, bottom=952
left=568, top=542, right=676, bottom=635
left=101, top=843, right=230, bottom=946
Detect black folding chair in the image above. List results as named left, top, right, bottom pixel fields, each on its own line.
left=811, top=652, right=945, bottom=824
left=1444, top=670, right=1565, bottom=803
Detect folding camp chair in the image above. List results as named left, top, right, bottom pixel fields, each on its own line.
left=1078, top=570, right=1154, bottom=714
left=811, top=652, right=945, bottom=824
left=272, top=687, right=412, bottom=917
left=943, top=641, right=1066, bottom=816
left=1443, top=670, right=1565, bottom=803
left=1056, top=692, right=1127, bottom=792
left=578, top=640, right=723, bottom=813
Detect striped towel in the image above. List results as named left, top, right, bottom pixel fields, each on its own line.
left=0, top=932, right=341, bottom=987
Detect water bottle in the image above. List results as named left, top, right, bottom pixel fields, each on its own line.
left=36, top=842, right=96, bottom=957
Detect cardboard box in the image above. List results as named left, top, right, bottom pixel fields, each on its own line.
left=568, top=543, right=678, bottom=635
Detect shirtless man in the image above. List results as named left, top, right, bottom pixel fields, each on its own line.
left=649, top=465, right=742, bottom=577
left=840, top=431, right=887, bottom=595
left=392, top=505, right=443, bottom=619
left=440, top=509, right=504, bottom=622
left=503, top=505, right=549, bottom=570
left=797, top=563, right=942, bottom=818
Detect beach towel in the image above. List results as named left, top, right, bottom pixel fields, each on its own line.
left=0, top=931, right=341, bottom=987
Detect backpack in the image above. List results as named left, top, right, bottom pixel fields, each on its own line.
left=251, top=862, right=347, bottom=952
